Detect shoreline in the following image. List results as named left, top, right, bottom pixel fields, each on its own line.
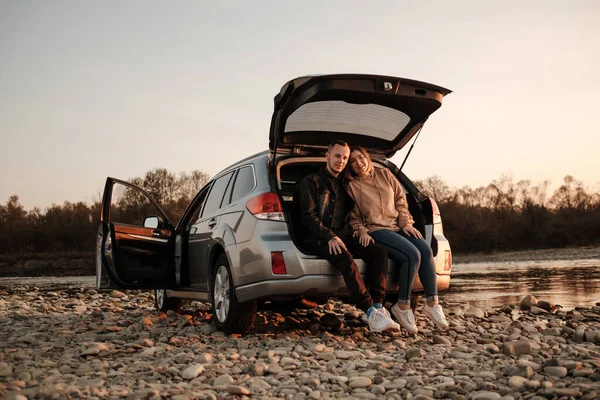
left=453, top=245, right=600, bottom=264
left=1, top=246, right=600, bottom=279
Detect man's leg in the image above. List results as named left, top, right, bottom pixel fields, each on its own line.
left=343, top=235, right=389, bottom=306
left=304, top=241, right=373, bottom=312
left=303, top=239, right=399, bottom=333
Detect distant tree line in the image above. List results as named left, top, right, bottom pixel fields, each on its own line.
left=0, top=170, right=599, bottom=255
left=0, top=168, right=209, bottom=254
left=414, top=175, right=600, bottom=253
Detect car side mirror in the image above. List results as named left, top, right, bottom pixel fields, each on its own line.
left=144, top=216, right=159, bottom=229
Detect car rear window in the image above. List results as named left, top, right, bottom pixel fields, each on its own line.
left=284, top=100, right=410, bottom=141
left=230, top=166, right=255, bottom=203
left=201, top=172, right=234, bottom=218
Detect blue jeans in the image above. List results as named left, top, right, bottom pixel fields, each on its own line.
left=370, top=229, right=438, bottom=304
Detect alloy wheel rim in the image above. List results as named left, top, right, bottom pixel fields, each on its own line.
left=214, top=265, right=230, bottom=323
left=95, top=228, right=102, bottom=267
left=156, top=289, right=165, bottom=307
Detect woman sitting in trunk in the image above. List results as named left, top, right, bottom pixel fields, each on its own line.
left=345, top=145, right=449, bottom=334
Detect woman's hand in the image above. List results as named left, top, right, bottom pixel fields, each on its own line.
left=358, top=232, right=374, bottom=247
left=402, top=226, right=423, bottom=239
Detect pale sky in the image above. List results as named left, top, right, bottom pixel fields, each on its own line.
left=1, top=1, right=599, bottom=210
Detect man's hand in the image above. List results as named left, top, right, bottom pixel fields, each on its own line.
left=402, top=226, right=423, bottom=239
left=358, top=232, right=374, bottom=247
left=328, top=236, right=348, bottom=255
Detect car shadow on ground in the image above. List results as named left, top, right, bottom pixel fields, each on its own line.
left=180, top=298, right=408, bottom=340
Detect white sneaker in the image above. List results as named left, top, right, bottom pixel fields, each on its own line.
left=367, top=308, right=400, bottom=333
left=391, top=303, right=418, bottom=334
left=379, top=306, right=391, bottom=319
left=361, top=307, right=390, bottom=323
left=422, top=303, right=449, bottom=329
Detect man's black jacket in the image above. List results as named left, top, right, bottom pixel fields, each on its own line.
left=298, top=167, right=354, bottom=244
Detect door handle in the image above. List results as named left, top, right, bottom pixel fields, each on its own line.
left=208, top=218, right=217, bottom=229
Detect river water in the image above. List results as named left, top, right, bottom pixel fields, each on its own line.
left=444, top=258, right=600, bottom=310
left=1, top=259, right=599, bottom=310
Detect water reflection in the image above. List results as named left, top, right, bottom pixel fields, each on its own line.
left=444, top=259, right=600, bottom=309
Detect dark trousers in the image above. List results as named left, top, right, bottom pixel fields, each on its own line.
left=305, top=233, right=388, bottom=312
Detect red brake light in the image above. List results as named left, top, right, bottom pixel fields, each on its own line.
left=246, top=193, right=284, bottom=221
left=430, top=198, right=442, bottom=224
left=430, top=198, right=440, bottom=215
left=444, top=250, right=452, bottom=271
left=271, top=251, right=287, bottom=274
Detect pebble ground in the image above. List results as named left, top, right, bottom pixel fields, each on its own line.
left=1, top=286, right=599, bottom=399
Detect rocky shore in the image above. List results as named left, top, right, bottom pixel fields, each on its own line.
left=0, top=286, right=599, bottom=400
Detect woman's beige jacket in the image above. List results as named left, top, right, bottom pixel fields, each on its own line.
left=346, top=167, right=414, bottom=236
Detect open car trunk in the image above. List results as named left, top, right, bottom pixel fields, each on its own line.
left=275, top=157, right=431, bottom=256
left=270, top=74, right=451, bottom=159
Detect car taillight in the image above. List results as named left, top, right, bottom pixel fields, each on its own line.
left=430, top=198, right=442, bottom=224
left=271, top=251, right=287, bottom=274
left=444, top=250, right=452, bottom=271
left=246, top=192, right=284, bottom=221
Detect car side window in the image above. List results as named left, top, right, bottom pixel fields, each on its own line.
left=109, top=181, right=167, bottom=227
left=230, top=166, right=255, bottom=203
left=220, top=171, right=236, bottom=209
left=201, top=172, right=234, bottom=218
left=187, top=186, right=211, bottom=231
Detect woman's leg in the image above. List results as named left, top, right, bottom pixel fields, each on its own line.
left=369, top=229, right=419, bottom=306
left=404, top=236, right=438, bottom=305
left=404, top=235, right=449, bottom=329
left=369, top=229, right=420, bottom=334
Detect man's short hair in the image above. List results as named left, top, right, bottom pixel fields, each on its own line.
left=327, top=140, right=349, bottom=152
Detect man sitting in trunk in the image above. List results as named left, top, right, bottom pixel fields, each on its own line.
left=298, top=140, right=400, bottom=333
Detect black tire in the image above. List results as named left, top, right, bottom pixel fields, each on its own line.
left=154, top=289, right=182, bottom=313
left=211, top=254, right=256, bottom=334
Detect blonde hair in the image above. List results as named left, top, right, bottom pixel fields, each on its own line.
left=345, top=145, right=373, bottom=181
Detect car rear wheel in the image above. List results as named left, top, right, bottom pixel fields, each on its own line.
left=154, top=289, right=182, bottom=313
left=211, top=254, right=256, bottom=334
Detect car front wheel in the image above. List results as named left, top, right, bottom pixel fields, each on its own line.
left=211, top=254, right=256, bottom=334
left=154, top=289, right=182, bottom=313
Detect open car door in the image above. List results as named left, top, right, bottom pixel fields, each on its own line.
left=96, top=177, right=176, bottom=289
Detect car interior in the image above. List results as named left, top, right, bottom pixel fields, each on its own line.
left=277, top=158, right=323, bottom=255
left=276, top=158, right=428, bottom=258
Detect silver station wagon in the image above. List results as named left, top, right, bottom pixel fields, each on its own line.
left=97, top=74, right=453, bottom=333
